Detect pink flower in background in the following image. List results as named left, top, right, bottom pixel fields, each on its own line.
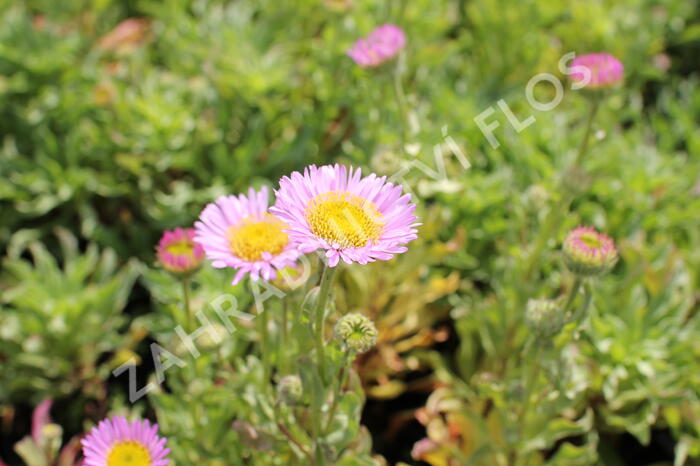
left=81, top=416, right=170, bottom=466
left=570, top=53, right=624, bottom=88
left=156, top=227, right=204, bottom=276
left=563, top=226, right=618, bottom=276
left=271, top=164, right=419, bottom=267
left=347, top=24, right=406, bottom=67
left=195, top=186, right=300, bottom=284
left=97, top=18, right=151, bottom=53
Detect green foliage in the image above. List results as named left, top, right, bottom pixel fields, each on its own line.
left=0, top=230, right=139, bottom=404
left=0, top=0, right=699, bottom=464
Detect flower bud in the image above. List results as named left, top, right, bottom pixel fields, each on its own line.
left=156, top=227, right=205, bottom=278
left=563, top=226, right=618, bottom=277
left=334, top=313, right=378, bottom=354
left=524, top=184, right=549, bottom=210
left=199, top=323, right=227, bottom=350
left=525, top=299, right=565, bottom=337
left=570, top=53, right=624, bottom=89
left=277, top=375, right=303, bottom=405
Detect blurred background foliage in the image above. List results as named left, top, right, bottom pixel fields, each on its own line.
left=1, top=0, right=699, bottom=464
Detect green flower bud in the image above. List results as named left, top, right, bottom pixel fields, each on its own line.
left=525, top=299, right=565, bottom=337
left=277, top=375, right=303, bottom=404
left=334, top=313, right=378, bottom=354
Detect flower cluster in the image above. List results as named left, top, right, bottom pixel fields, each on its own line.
left=187, top=164, right=418, bottom=284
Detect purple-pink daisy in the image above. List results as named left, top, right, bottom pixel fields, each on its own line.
left=81, top=416, right=170, bottom=466
left=570, top=52, right=624, bottom=89
left=156, top=227, right=204, bottom=276
left=194, top=186, right=300, bottom=284
left=347, top=24, right=406, bottom=68
left=270, top=164, right=419, bottom=267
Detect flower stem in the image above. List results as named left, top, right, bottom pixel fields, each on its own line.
left=514, top=340, right=542, bottom=463
left=260, top=305, right=271, bottom=383
left=182, top=278, right=193, bottom=332
left=392, top=57, right=409, bottom=153
left=324, top=355, right=351, bottom=434
left=523, top=96, right=601, bottom=280
left=569, top=282, right=593, bottom=326
left=280, top=299, right=289, bottom=375
left=313, top=264, right=337, bottom=378
left=562, top=276, right=582, bottom=317
left=573, top=95, right=600, bottom=168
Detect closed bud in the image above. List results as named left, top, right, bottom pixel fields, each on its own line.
left=525, top=299, right=565, bottom=337
left=334, top=313, right=378, bottom=354
left=563, top=226, right=618, bottom=277
left=156, top=228, right=204, bottom=278
left=524, top=184, right=549, bottom=210
left=277, top=375, right=303, bottom=404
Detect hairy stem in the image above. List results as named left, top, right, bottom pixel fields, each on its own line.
left=182, top=278, right=192, bottom=332
left=562, top=276, right=583, bottom=317
left=313, top=264, right=337, bottom=377
left=280, top=299, right=289, bottom=375
left=324, top=356, right=351, bottom=433
left=260, top=305, right=271, bottom=383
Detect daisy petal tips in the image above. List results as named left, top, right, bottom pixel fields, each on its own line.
left=270, top=164, right=419, bottom=267
left=194, top=186, right=301, bottom=285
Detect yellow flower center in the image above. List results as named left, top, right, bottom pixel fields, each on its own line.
left=227, top=214, right=289, bottom=262
left=579, top=232, right=602, bottom=249
left=107, top=441, right=151, bottom=466
left=305, top=191, right=383, bottom=248
left=166, top=240, right=195, bottom=257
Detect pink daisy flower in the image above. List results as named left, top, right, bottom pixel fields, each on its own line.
left=156, top=227, right=204, bottom=276
left=570, top=53, right=624, bottom=89
left=563, top=226, right=618, bottom=276
left=347, top=24, right=406, bottom=68
left=194, top=186, right=300, bottom=284
left=81, top=416, right=170, bottom=466
left=270, top=164, right=419, bottom=267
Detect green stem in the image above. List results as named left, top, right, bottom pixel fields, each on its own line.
left=310, top=264, right=338, bottom=466
left=260, top=305, right=271, bottom=383
left=522, top=194, right=570, bottom=281
left=572, top=96, right=600, bottom=168
left=562, top=276, right=583, bottom=317
left=392, top=58, right=409, bottom=153
left=522, top=96, right=601, bottom=281
left=569, top=282, right=593, bottom=326
left=280, top=299, right=289, bottom=375
left=515, top=341, right=542, bottom=463
left=182, top=278, right=192, bottom=332
left=323, top=356, right=351, bottom=433
left=313, top=264, right=337, bottom=378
